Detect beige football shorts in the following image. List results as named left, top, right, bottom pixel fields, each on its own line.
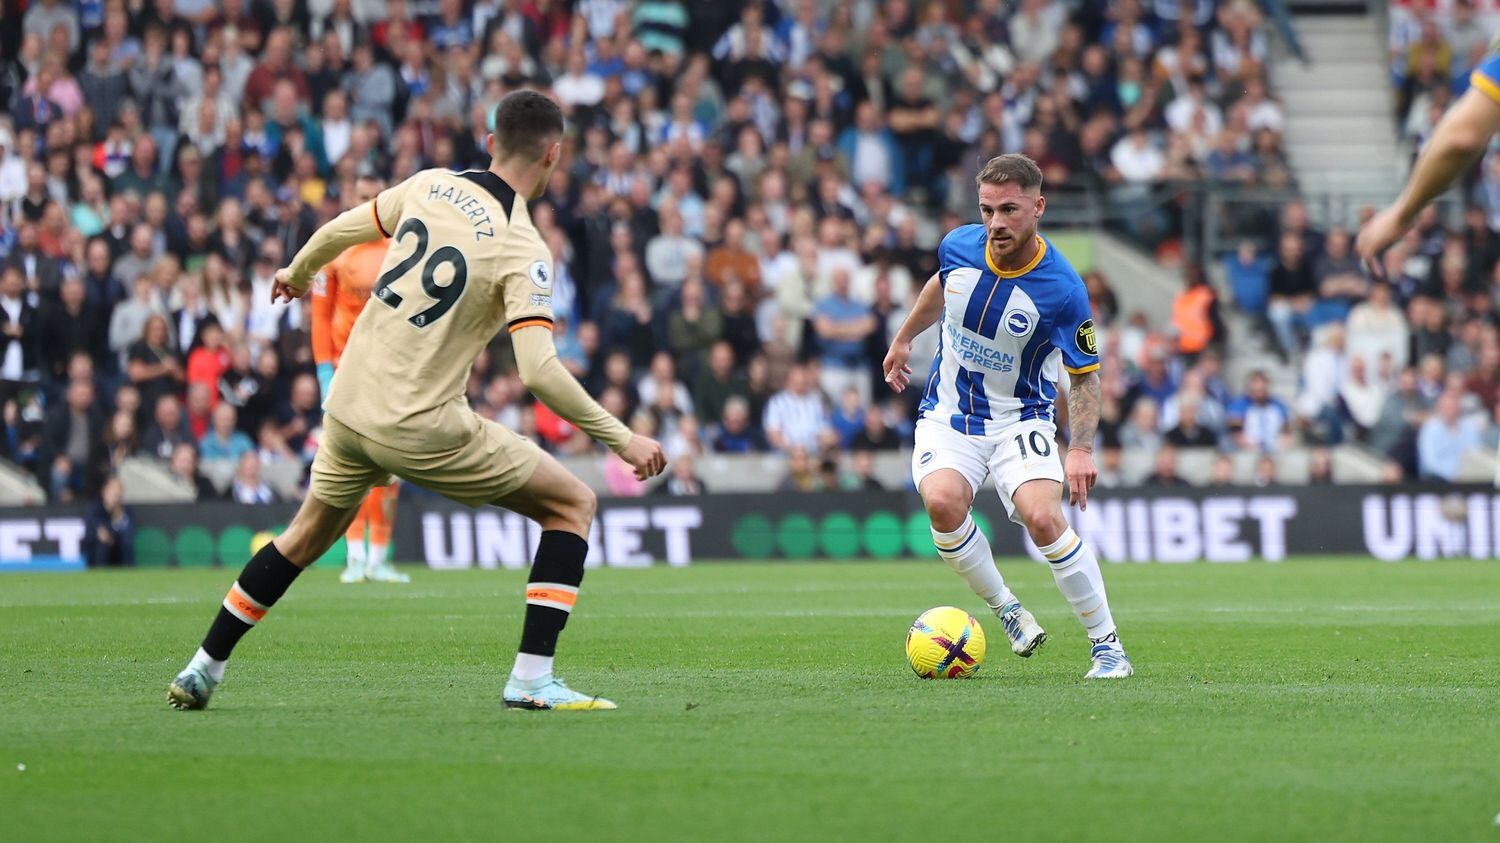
left=310, top=412, right=544, bottom=509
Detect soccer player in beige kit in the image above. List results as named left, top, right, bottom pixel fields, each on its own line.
left=168, top=91, right=666, bottom=712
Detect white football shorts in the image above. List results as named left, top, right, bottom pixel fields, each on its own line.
left=910, top=416, right=1066, bottom=524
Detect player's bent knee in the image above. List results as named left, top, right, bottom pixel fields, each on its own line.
left=921, top=484, right=970, bottom=533
left=541, top=479, right=595, bottom=537
left=573, top=483, right=598, bottom=529
left=1022, top=508, right=1068, bottom=547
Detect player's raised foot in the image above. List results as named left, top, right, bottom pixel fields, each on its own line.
left=365, top=562, right=410, bottom=584
left=997, top=600, right=1047, bottom=657
left=503, top=676, right=617, bottom=711
left=166, top=667, right=218, bottom=710
left=339, top=567, right=366, bottom=584
left=1085, top=634, right=1133, bottom=679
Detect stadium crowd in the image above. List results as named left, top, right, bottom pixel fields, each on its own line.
left=0, top=0, right=1491, bottom=510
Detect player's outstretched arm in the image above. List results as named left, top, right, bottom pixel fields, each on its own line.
left=511, top=325, right=666, bottom=480
left=274, top=202, right=386, bottom=300
left=1357, top=86, right=1500, bottom=270
left=884, top=272, right=942, bottom=393
left=1065, top=370, right=1101, bottom=511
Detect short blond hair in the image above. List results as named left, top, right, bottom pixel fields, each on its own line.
left=976, top=153, right=1043, bottom=191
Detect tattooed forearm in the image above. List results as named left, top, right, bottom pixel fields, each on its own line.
left=1068, top=371, right=1101, bottom=449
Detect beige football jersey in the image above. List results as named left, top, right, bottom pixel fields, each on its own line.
left=324, top=168, right=556, bottom=453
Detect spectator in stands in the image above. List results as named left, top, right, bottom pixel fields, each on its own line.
left=1466, top=343, right=1500, bottom=409
left=719, top=280, right=763, bottom=366
left=1415, top=353, right=1447, bottom=404
left=656, top=453, right=707, bottom=496
left=644, top=203, right=703, bottom=289
left=1165, top=389, right=1219, bottom=448
left=705, top=218, right=761, bottom=295
left=1417, top=389, right=1483, bottom=482
left=6, top=219, right=63, bottom=300
left=199, top=402, right=253, bottom=464
left=851, top=404, right=900, bottom=452
left=1340, top=354, right=1391, bottom=440
left=1209, top=453, right=1235, bottom=487
left=666, top=278, right=722, bottom=381
left=141, top=393, right=187, bottom=459
left=84, top=475, right=133, bottom=568
left=224, top=450, right=276, bottom=504
left=1445, top=0, right=1488, bottom=74
left=812, top=267, right=876, bottom=405
left=178, top=382, right=209, bottom=443
left=168, top=441, right=217, bottom=501
left=777, top=446, right=820, bottom=493
left=843, top=448, right=885, bottom=491
left=598, top=271, right=655, bottom=369
left=1227, top=370, right=1290, bottom=453
left=1252, top=454, right=1279, bottom=487
left=1123, top=344, right=1177, bottom=412
left=1295, top=324, right=1349, bottom=443
left=100, top=409, right=138, bottom=479
left=764, top=363, right=828, bottom=454
left=277, top=373, right=321, bottom=456
left=256, top=420, right=299, bottom=467
left=693, top=341, right=747, bottom=426
left=43, top=378, right=102, bottom=502
left=1307, top=447, right=1335, bottom=486
left=0, top=266, right=40, bottom=400
left=1204, top=130, right=1255, bottom=185
left=839, top=100, right=904, bottom=196
left=637, top=352, right=694, bottom=420
left=831, top=387, right=864, bottom=449
left=1280, top=200, right=1326, bottom=258
left=1311, top=228, right=1368, bottom=325
left=1144, top=445, right=1189, bottom=486
left=1346, top=282, right=1408, bottom=371
left=712, top=396, right=767, bottom=453
left=1110, top=123, right=1165, bottom=187
left=1120, top=398, right=1163, bottom=452
left=1223, top=246, right=1273, bottom=341
left=1170, top=265, right=1224, bottom=361
left=185, top=319, right=229, bottom=402
left=1370, top=366, right=1429, bottom=474
left=126, top=314, right=181, bottom=414
left=1266, top=231, right=1316, bottom=360
left=38, top=276, right=104, bottom=385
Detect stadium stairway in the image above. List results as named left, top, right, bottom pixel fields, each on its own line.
left=1271, top=7, right=1403, bottom=203
left=119, top=457, right=194, bottom=504
left=0, top=458, right=47, bottom=506
left=1092, top=232, right=1180, bottom=327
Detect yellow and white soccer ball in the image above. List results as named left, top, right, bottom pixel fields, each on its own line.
left=905, top=606, right=987, bottom=679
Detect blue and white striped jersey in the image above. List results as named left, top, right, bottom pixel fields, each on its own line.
left=918, top=226, right=1099, bottom=436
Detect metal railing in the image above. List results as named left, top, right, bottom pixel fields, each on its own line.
left=1046, top=181, right=1459, bottom=262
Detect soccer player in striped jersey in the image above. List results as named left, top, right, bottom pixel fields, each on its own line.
left=883, top=154, right=1131, bottom=679
left=310, top=175, right=407, bottom=584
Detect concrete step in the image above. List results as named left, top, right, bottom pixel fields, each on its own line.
left=1277, top=88, right=1393, bottom=112
left=1275, top=68, right=1391, bottom=89
left=1286, top=154, right=1399, bottom=174
left=1293, top=16, right=1379, bottom=36
left=1283, top=114, right=1400, bottom=137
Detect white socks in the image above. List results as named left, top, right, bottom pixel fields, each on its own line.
left=345, top=539, right=367, bottom=573
left=188, top=647, right=226, bottom=683
left=1037, top=527, right=1117, bottom=640
left=933, top=515, right=1014, bottom=614
left=369, top=543, right=388, bottom=569
left=510, top=652, right=554, bottom=682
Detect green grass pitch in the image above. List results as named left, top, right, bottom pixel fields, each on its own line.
left=4, top=559, right=1498, bottom=842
